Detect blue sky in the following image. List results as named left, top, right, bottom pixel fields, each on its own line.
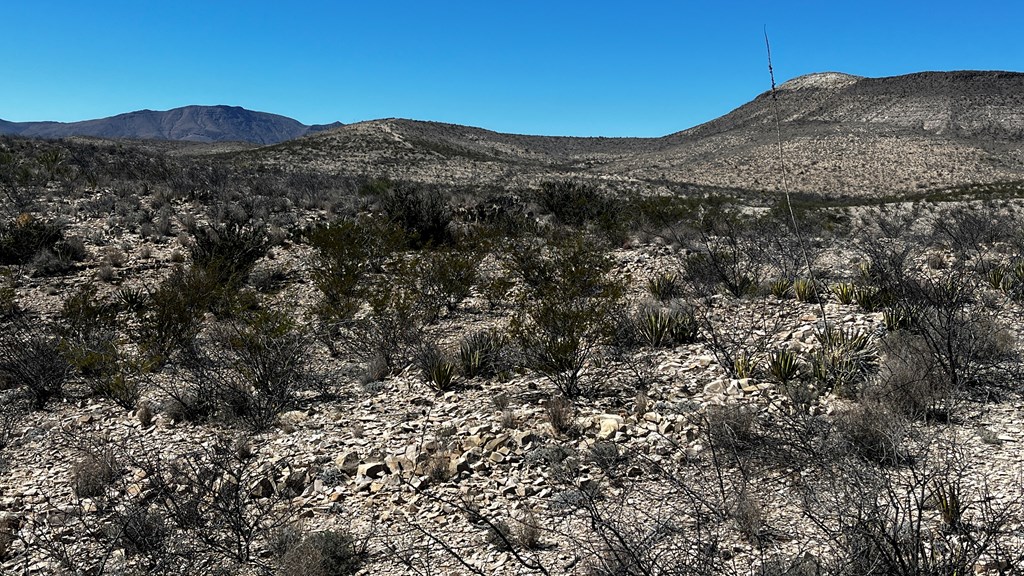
left=3, top=1, right=1021, bottom=136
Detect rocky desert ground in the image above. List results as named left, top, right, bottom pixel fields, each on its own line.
left=1, top=71, right=1024, bottom=576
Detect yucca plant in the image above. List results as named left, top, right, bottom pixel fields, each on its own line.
left=458, top=330, right=504, bottom=379
left=769, top=278, right=792, bottom=299
left=792, top=278, right=818, bottom=303
left=647, top=273, right=683, bottom=302
left=733, top=352, right=756, bottom=379
left=883, top=303, right=917, bottom=331
left=766, top=348, right=800, bottom=384
left=416, top=343, right=459, bottom=391
left=810, top=325, right=876, bottom=396
left=985, top=266, right=1010, bottom=292
left=831, top=282, right=856, bottom=305
left=932, top=478, right=966, bottom=533
left=854, top=285, right=887, bottom=312
left=636, top=305, right=699, bottom=348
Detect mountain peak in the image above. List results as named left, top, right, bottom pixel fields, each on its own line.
left=0, top=106, right=342, bottom=145
left=776, top=72, right=863, bottom=91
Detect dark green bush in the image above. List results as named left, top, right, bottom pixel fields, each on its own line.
left=416, top=248, right=478, bottom=321
left=189, top=218, right=268, bottom=288
left=307, top=216, right=404, bottom=324
left=277, top=530, right=364, bottom=576
left=0, top=316, right=73, bottom=409
left=510, top=234, right=625, bottom=397
left=379, top=183, right=451, bottom=248
left=0, top=214, right=65, bottom=265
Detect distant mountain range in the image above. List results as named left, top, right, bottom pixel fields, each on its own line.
left=0, top=105, right=342, bottom=145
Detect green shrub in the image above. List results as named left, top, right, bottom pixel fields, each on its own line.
left=307, top=216, right=404, bottom=324
left=189, top=218, right=268, bottom=288
left=0, top=214, right=65, bottom=265
left=379, top=183, right=451, bottom=248
left=416, top=248, right=478, bottom=321
left=277, top=530, right=364, bottom=576
left=136, top=266, right=208, bottom=366
left=0, top=316, right=73, bottom=409
left=510, top=234, right=625, bottom=398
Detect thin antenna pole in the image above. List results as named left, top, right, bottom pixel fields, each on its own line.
left=764, top=29, right=830, bottom=332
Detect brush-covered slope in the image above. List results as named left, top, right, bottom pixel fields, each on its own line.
left=253, top=71, right=1024, bottom=196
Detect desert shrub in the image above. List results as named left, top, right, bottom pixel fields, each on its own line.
left=278, top=530, right=364, bottom=576
left=834, top=401, right=910, bottom=466
left=189, top=218, right=268, bottom=288
left=72, top=447, right=120, bottom=498
left=141, top=438, right=296, bottom=567
left=135, top=266, right=208, bottom=366
left=307, top=215, right=405, bottom=325
left=0, top=316, right=73, bottom=409
left=534, top=179, right=630, bottom=242
left=180, top=310, right=316, bottom=431
left=0, top=213, right=65, bottom=265
left=684, top=206, right=767, bottom=298
left=509, top=233, right=625, bottom=397
left=415, top=248, right=478, bottom=321
left=545, top=395, right=575, bottom=435
left=867, top=331, right=950, bottom=419
left=0, top=269, right=15, bottom=318
left=704, top=404, right=758, bottom=450
left=379, top=182, right=451, bottom=248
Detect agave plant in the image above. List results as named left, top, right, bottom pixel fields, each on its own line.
left=636, top=305, right=699, bottom=348
left=733, top=352, right=756, bottom=379
left=986, top=266, right=1011, bottom=292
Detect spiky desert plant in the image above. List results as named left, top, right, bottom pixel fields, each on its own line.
left=647, top=273, right=683, bottom=302
left=792, top=278, right=818, bottom=303
left=766, top=348, right=800, bottom=384
left=831, top=282, right=857, bottom=305
left=769, top=278, right=792, bottom=299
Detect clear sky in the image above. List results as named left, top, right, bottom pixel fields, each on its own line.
left=2, top=1, right=1021, bottom=137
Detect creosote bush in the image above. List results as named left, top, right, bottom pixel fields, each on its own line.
left=510, top=233, right=625, bottom=397
left=277, top=530, right=364, bottom=576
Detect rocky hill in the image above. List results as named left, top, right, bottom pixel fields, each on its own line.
left=253, top=71, right=1024, bottom=197
left=0, top=106, right=342, bottom=145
